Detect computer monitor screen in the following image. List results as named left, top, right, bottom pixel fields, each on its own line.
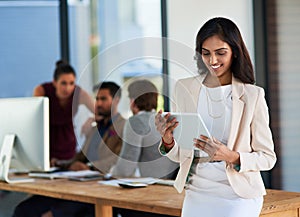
left=0, top=97, right=50, bottom=183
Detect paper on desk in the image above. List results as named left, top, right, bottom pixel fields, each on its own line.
left=98, top=179, right=121, bottom=187
left=98, top=177, right=158, bottom=187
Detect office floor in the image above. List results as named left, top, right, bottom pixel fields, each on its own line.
left=0, top=191, right=28, bottom=217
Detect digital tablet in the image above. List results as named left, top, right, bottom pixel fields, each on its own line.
left=163, top=112, right=211, bottom=150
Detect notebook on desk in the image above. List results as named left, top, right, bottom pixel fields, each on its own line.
left=29, top=170, right=102, bottom=180
left=98, top=177, right=174, bottom=187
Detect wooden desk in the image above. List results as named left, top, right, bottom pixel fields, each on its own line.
left=261, top=190, right=300, bottom=217
left=1, top=178, right=300, bottom=217
left=0, top=178, right=182, bottom=217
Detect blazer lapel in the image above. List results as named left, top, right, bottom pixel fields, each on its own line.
left=227, top=77, right=245, bottom=150
left=187, top=76, right=204, bottom=112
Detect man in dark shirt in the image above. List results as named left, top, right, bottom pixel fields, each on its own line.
left=13, top=81, right=126, bottom=217
left=67, top=81, right=126, bottom=174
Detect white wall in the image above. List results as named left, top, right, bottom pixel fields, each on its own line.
left=167, top=0, right=254, bottom=95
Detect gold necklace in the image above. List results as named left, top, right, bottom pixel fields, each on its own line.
left=205, top=87, right=224, bottom=102
left=205, top=87, right=225, bottom=119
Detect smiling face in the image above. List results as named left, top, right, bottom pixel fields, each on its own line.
left=201, top=35, right=233, bottom=85
left=53, top=73, right=76, bottom=100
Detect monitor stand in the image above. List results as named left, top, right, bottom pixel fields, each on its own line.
left=0, top=134, right=34, bottom=183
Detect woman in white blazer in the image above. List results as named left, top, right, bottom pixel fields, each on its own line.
left=156, top=17, right=276, bottom=217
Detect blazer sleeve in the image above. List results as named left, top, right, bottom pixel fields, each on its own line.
left=238, top=88, right=277, bottom=172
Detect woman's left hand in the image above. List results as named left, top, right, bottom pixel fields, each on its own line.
left=193, top=135, right=240, bottom=164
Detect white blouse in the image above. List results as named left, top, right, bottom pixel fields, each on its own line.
left=189, top=84, right=238, bottom=199
left=197, top=84, right=232, bottom=144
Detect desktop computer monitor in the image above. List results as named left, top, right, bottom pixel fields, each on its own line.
left=0, top=97, right=50, bottom=183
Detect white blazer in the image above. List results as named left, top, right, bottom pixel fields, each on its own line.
left=161, top=75, right=276, bottom=199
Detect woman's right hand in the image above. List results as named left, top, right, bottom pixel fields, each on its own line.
left=155, top=110, right=179, bottom=146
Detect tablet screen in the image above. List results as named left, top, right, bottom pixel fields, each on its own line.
left=163, top=112, right=211, bottom=150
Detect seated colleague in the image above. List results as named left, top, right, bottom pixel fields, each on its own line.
left=111, top=79, right=178, bottom=179
left=66, top=81, right=126, bottom=174
left=111, top=79, right=178, bottom=217
left=12, top=81, right=126, bottom=217
left=33, top=60, right=94, bottom=165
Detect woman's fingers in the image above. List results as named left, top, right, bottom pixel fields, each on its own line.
left=193, top=136, right=221, bottom=158
left=155, top=111, right=167, bottom=135
left=154, top=111, right=178, bottom=137
left=193, top=138, right=207, bottom=150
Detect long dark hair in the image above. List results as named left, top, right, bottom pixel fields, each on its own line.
left=195, top=17, right=255, bottom=84
left=53, top=60, right=76, bottom=81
